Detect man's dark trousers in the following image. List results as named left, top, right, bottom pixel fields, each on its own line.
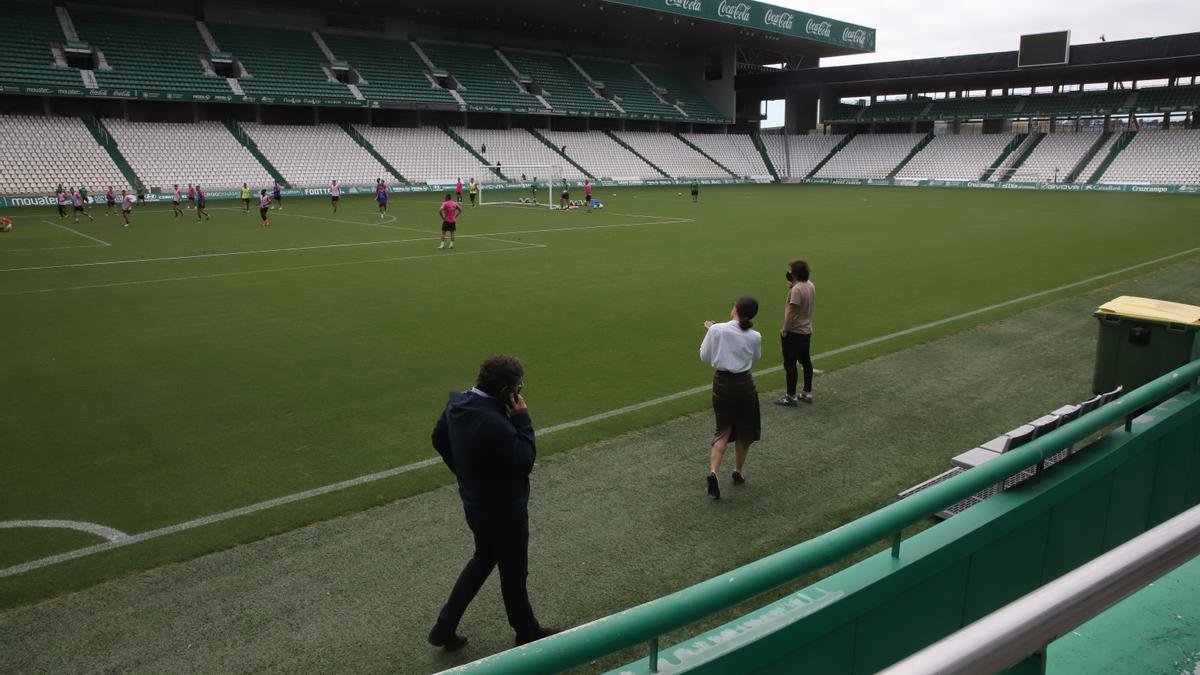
left=436, top=510, right=538, bottom=636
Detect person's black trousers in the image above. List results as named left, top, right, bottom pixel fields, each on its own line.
left=781, top=332, right=814, bottom=396
left=435, top=511, right=539, bottom=637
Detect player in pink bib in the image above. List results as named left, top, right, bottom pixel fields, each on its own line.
left=120, top=190, right=134, bottom=226
left=437, top=193, right=462, bottom=250
left=455, top=178, right=463, bottom=203
left=584, top=180, right=593, bottom=213
left=331, top=180, right=341, bottom=212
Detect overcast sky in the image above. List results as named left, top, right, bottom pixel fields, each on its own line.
left=791, top=0, right=1200, bottom=66
left=760, top=0, right=1200, bottom=124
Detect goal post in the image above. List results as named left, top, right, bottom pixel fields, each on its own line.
left=479, top=165, right=566, bottom=209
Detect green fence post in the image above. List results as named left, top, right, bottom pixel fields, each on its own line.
left=649, top=636, right=660, bottom=672
left=891, top=531, right=902, bottom=558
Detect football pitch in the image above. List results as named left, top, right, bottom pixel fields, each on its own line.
left=2, top=184, right=1199, bottom=609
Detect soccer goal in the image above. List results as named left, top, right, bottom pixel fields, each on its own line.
left=479, top=165, right=566, bottom=209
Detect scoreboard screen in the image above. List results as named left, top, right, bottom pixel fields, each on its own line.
left=1019, top=31, right=1071, bottom=67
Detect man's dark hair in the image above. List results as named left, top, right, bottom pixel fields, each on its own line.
left=475, top=355, right=525, bottom=397
left=445, top=193, right=452, bottom=201
left=789, top=259, right=811, bottom=282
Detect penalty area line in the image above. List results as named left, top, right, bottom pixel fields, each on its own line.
left=45, top=220, right=111, bottom=247
left=4, top=244, right=1195, bottom=578
left=0, top=243, right=545, bottom=297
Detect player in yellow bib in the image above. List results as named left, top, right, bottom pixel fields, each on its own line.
left=468, top=177, right=479, bottom=208
left=241, top=183, right=251, bottom=212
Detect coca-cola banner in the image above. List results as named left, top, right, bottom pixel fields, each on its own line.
left=606, top=0, right=874, bottom=51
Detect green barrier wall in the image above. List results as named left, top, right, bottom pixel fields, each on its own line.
left=619, top=389, right=1200, bottom=673
left=448, top=361, right=1200, bottom=674
left=803, top=177, right=1200, bottom=195
left=0, top=178, right=764, bottom=208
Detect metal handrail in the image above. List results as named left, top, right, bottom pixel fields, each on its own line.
left=445, top=360, right=1200, bottom=675
left=881, top=502, right=1200, bottom=674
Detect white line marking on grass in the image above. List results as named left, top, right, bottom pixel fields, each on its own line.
left=0, top=244, right=545, bottom=297
left=3, top=244, right=1197, bottom=577
left=46, top=221, right=111, bottom=246
left=0, top=519, right=127, bottom=542
left=0, top=217, right=690, bottom=272
left=0, top=459, right=442, bottom=578
left=2, top=244, right=107, bottom=253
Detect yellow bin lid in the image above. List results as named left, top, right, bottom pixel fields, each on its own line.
left=1096, top=296, right=1200, bottom=326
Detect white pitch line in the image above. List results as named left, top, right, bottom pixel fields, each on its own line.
left=2, top=243, right=107, bottom=253
left=46, top=220, right=111, bottom=247
left=0, top=244, right=545, bottom=297
left=0, top=217, right=692, bottom=273
left=3, top=244, right=1197, bottom=578
left=0, top=519, right=128, bottom=542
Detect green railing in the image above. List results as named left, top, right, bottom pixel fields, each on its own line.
left=750, top=133, right=780, bottom=182
left=979, top=132, right=1027, bottom=182
left=447, top=359, right=1200, bottom=674
left=805, top=132, right=855, bottom=179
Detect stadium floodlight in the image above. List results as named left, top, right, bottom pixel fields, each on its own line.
left=478, top=165, right=565, bottom=210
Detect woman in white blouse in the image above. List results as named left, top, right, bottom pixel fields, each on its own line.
left=699, top=296, right=762, bottom=500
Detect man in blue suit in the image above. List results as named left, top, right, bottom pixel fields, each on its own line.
left=428, top=355, right=561, bottom=651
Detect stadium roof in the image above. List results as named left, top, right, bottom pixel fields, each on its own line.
left=148, top=0, right=875, bottom=62
left=738, top=32, right=1200, bottom=96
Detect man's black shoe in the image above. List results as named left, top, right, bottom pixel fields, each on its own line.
left=732, top=471, right=746, bottom=485
left=707, top=472, right=721, bottom=499
left=428, top=627, right=469, bottom=651
left=515, top=626, right=564, bottom=646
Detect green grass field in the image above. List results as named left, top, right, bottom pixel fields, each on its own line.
left=2, top=184, right=1199, bottom=609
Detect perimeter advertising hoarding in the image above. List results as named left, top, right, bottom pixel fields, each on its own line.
left=603, top=0, right=875, bottom=52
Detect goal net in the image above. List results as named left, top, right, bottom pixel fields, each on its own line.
left=479, top=165, right=566, bottom=209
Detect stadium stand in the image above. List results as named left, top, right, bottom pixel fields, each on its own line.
left=1130, top=84, right=1200, bottom=113
left=418, top=41, right=543, bottom=112
left=501, top=49, right=615, bottom=116
left=0, top=2, right=88, bottom=88
left=103, top=120, right=274, bottom=192
left=353, top=126, right=492, bottom=185
left=538, top=130, right=660, bottom=181
left=0, top=115, right=128, bottom=194
left=896, top=133, right=1017, bottom=181
left=1077, top=133, right=1121, bottom=182
left=997, top=131, right=1101, bottom=183
left=853, top=99, right=932, bottom=123
left=682, top=133, right=770, bottom=179
left=814, top=133, right=924, bottom=179
left=637, top=64, right=726, bottom=121
left=926, top=95, right=1021, bottom=120
left=240, top=123, right=387, bottom=187
left=761, top=134, right=847, bottom=180
left=572, top=57, right=679, bottom=119
left=1097, top=129, right=1200, bottom=184
left=613, top=131, right=728, bottom=177
left=1021, top=90, right=1129, bottom=118
left=317, top=33, right=455, bottom=105
left=71, top=9, right=231, bottom=94
left=205, top=23, right=352, bottom=100
left=453, top=128, right=586, bottom=180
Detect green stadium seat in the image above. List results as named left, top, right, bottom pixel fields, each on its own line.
left=206, top=23, right=352, bottom=100
left=320, top=32, right=456, bottom=105
left=417, top=41, right=543, bottom=112
left=72, top=9, right=231, bottom=94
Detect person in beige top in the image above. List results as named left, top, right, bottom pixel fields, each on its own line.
left=775, top=259, right=815, bottom=406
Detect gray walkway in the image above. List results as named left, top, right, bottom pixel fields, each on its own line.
left=2, top=261, right=1198, bottom=674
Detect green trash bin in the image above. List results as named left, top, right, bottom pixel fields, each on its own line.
left=1092, top=296, right=1200, bottom=395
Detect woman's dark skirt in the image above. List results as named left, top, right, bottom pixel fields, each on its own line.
left=712, top=370, right=761, bottom=446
